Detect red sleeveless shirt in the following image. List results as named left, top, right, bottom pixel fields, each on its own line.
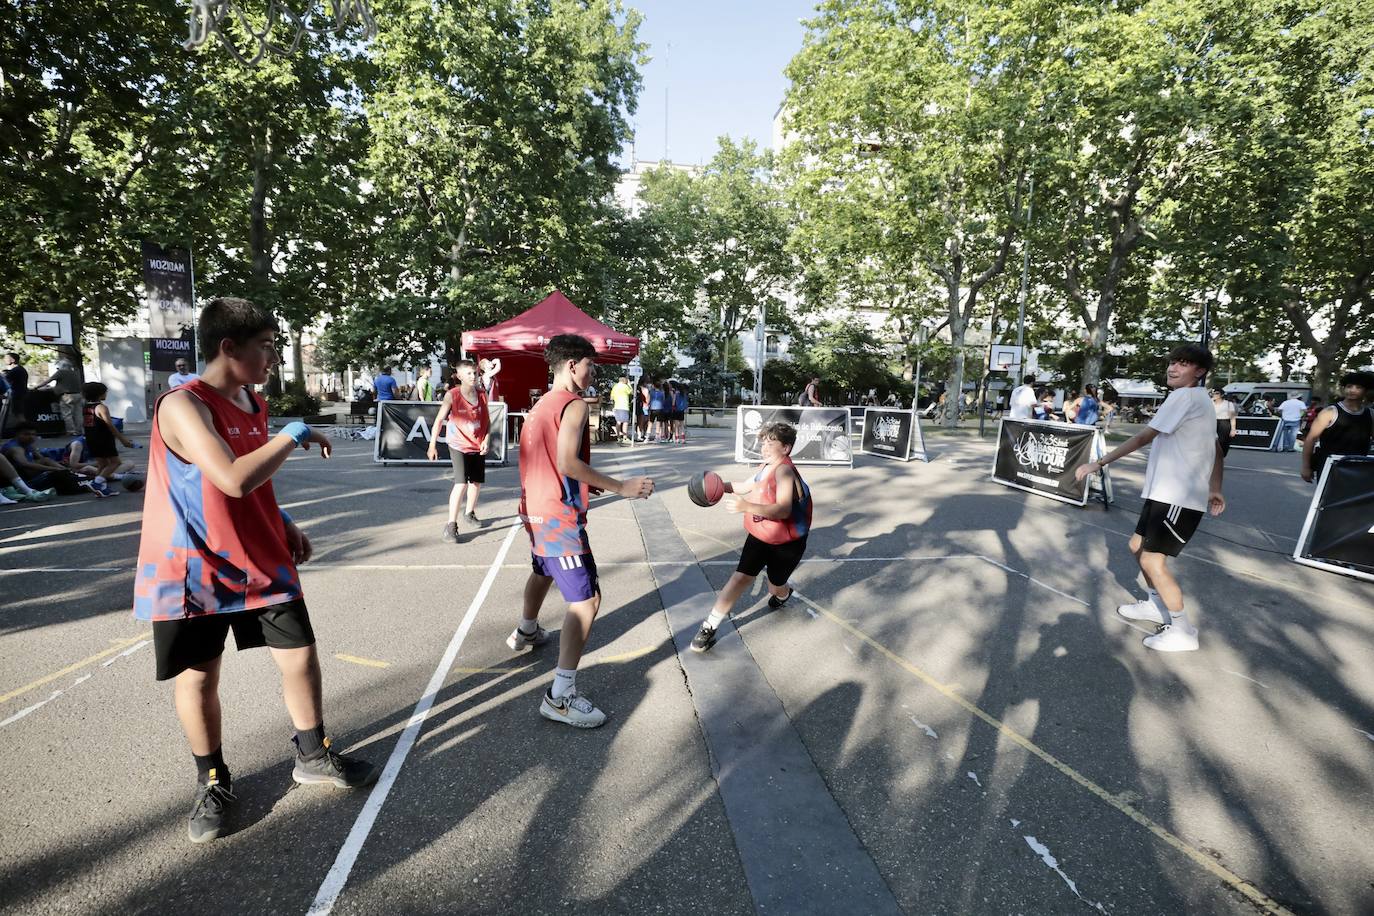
left=133, top=380, right=301, bottom=620
left=744, top=455, right=813, bottom=545
left=445, top=387, right=489, bottom=453
left=518, top=389, right=591, bottom=557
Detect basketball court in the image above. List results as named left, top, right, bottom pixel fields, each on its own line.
left=2, top=427, right=1372, bottom=914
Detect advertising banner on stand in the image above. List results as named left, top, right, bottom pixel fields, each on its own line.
left=1230, top=415, right=1282, bottom=450
left=1292, top=456, right=1374, bottom=582
left=991, top=418, right=1107, bottom=506
left=141, top=241, right=196, bottom=371
left=374, top=400, right=508, bottom=465
left=860, top=408, right=928, bottom=462
left=735, top=406, right=852, bottom=466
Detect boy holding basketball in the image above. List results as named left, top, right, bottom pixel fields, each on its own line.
left=507, top=334, right=654, bottom=727
left=134, top=297, right=377, bottom=844
left=692, top=422, right=812, bottom=652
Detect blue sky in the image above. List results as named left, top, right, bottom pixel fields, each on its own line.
left=621, top=0, right=817, bottom=165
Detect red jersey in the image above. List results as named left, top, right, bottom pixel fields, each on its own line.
left=518, top=388, right=591, bottom=557
left=132, top=380, right=301, bottom=621
left=444, top=387, right=489, bottom=453
left=744, top=455, right=813, bottom=545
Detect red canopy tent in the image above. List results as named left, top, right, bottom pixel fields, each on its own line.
left=460, top=290, right=640, bottom=412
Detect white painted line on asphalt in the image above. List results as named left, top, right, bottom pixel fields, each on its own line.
left=1356, top=729, right=1374, bottom=744
left=1221, top=669, right=1270, bottom=689
left=100, top=639, right=150, bottom=666
left=0, top=690, right=62, bottom=729
left=307, top=522, right=519, bottom=916
left=976, top=556, right=1092, bottom=607
left=1023, top=834, right=1107, bottom=913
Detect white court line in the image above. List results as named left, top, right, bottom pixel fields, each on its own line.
left=307, top=522, right=519, bottom=916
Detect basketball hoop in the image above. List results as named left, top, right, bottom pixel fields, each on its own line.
left=185, top=0, right=377, bottom=66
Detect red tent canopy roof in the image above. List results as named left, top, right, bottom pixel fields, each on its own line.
left=461, top=290, right=640, bottom=363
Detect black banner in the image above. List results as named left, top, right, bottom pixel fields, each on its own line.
left=992, top=418, right=1099, bottom=505
left=735, top=406, right=852, bottom=465
left=142, top=241, right=196, bottom=371
left=1230, top=415, right=1281, bottom=450
left=860, top=408, right=926, bottom=462
left=1294, top=456, right=1374, bottom=581
left=374, top=400, right=508, bottom=465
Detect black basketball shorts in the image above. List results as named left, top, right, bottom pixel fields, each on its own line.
left=153, top=600, right=316, bottom=681
left=1134, top=500, right=1203, bottom=557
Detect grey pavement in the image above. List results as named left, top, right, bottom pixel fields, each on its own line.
left=1, top=422, right=1372, bottom=915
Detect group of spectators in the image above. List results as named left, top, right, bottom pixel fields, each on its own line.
left=607, top=376, right=690, bottom=443
left=356, top=360, right=499, bottom=405
left=1007, top=376, right=1118, bottom=428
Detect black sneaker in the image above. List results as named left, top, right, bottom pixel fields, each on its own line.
left=291, top=737, right=380, bottom=789
left=464, top=510, right=480, bottom=527
left=768, top=588, right=794, bottom=610
left=442, top=522, right=459, bottom=543
left=188, top=771, right=236, bottom=844
left=690, top=624, right=718, bottom=653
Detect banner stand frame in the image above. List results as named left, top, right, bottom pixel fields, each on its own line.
left=1291, top=456, right=1374, bottom=583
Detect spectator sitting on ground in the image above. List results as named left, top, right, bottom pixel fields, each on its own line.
left=1, top=423, right=100, bottom=496
left=0, top=451, right=57, bottom=504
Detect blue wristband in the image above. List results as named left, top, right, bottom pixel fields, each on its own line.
left=280, top=509, right=294, bottom=526
left=281, top=421, right=311, bottom=445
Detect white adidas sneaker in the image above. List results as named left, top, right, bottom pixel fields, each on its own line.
left=1143, top=624, right=1199, bottom=652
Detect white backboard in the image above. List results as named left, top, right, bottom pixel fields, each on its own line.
left=990, top=344, right=1022, bottom=372
left=23, top=311, right=75, bottom=346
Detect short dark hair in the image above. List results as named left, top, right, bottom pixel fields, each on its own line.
left=758, top=421, right=796, bottom=449
left=198, top=297, right=277, bottom=362
left=82, top=382, right=107, bottom=401
left=1166, top=343, right=1215, bottom=373
left=5, top=352, right=19, bottom=362
left=545, top=334, right=596, bottom=368
left=1340, top=370, right=1374, bottom=389
left=1023, top=374, right=1035, bottom=384
left=455, top=359, right=476, bottom=372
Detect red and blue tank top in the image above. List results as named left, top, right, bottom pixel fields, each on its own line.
left=133, top=380, right=301, bottom=621
left=445, top=387, right=489, bottom=454
left=519, top=389, right=591, bottom=557
left=744, top=455, right=812, bottom=545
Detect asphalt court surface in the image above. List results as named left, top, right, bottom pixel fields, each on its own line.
left=1, top=426, right=1373, bottom=915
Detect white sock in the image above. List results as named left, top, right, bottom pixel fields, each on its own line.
left=1169, top=610, right=1190, bottom=630
left=518, top=618, right=538, bottom=635
left=12, top=479, right=36, bottom=494
left=551, top=667, right=576, bottom=699
left=94, top=475, right=106, bottom=485
left=706, top=611, right=727, bottom=630
left=1147, top=589, right=1167, bottom=612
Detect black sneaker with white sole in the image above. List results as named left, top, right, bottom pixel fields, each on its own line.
left=690, top=623, right=718, bottom=653
left=291, top=737, right=380, bottom=789
left=464, top=510, right=480, bottom=527
left=442, top=522, right=459, bottom=543
left=188, top=770, right=236, bottom=844
left=767, top=588, right=794, bottom=610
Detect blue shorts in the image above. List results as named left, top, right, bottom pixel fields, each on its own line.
left=613, top=408, right=630, bottom=422
left=531, top=552, right=600, bottom=603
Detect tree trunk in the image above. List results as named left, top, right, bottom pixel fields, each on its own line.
left=249, top=129, right=281, bottom=396
left=943, top=280, right=966, bottom=430
left=289, top=325, right=305, bottom=390
left=1081, top=317, right=1110, bottom=391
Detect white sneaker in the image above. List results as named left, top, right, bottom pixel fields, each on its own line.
left=1143, top=624, right=1199, bottom=652
left=0, top=492, right=16, bottom=505
left=506, top=624, right=551, bottom=651
left=539, top=688, right=606, bottom=728
left=1117, top=599, right=1166, bottom=624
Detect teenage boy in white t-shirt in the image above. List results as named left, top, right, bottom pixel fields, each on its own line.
left=1076, top=345, right=1225, bottom=652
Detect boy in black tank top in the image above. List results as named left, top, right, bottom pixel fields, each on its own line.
left=1302, top=371, right=1373, bottom=482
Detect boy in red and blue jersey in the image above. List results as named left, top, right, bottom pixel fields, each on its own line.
left=507, top=334, right=654, bottom=728
left=134, top=297, right=377, bottom=844
left=692, top=422, right=813, bottom=653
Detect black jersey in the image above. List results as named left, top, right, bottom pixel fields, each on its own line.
left=1313, top=403, right=1372, bottom=462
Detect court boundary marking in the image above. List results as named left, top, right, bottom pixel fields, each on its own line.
left=790, top=586, right=1295, bottom=916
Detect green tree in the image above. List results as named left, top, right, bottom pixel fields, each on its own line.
left=783, top=0, right=1037, bottom=427
left=636, top=137, right=797, bottom=367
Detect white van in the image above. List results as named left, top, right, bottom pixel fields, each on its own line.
left=1223, top=382, right=1312, bottom=415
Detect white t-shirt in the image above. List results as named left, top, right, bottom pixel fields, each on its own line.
left=1009, top=384, right=1036, bottom=419
left=168, top=371, right=198, bottom=387
left=1142, top=386, right=1216, bottom=512
left=1279, top=398, right=1306, bottom=422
